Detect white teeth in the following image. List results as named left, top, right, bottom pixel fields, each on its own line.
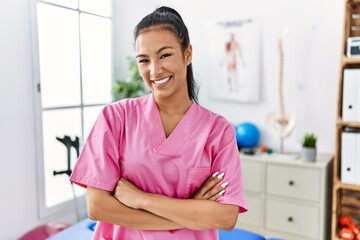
left=153, top=77, right=170, bottom=85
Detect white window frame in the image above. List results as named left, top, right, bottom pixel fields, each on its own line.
left=29, top=0, right=114, bottom=219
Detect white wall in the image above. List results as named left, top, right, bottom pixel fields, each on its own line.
left=0, top=1, right=38, bottom=239
left=114, top=0, right=343, bottom=154
left=0, top=0, right=82, bottom=239
left=0, top=0, right=342, bottom=238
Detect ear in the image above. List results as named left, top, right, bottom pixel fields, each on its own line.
left=185, top=44, right=192, bottom=63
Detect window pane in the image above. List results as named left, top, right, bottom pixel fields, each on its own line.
left=79, top=0, right=112, bottom=17
left=80, top=13, right=112, bottom=105
left=83, top=105, right=105, bottom=141
left=42, top=0, right=78, bottom=9
left=42, top=108, right=84, bottom=207
left=37, top=3, right=81, bottom=108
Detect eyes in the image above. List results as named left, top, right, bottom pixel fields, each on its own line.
left=160, top=53, right=171, bottom=59
left=137, top=53, right=172, bottom=64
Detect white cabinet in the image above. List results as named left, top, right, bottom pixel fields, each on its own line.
left=236, top=153, right=333, bottom=240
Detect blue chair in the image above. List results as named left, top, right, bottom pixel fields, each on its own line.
left=219, top=229, right=264, bottom=240
left=219, top=228, right=283, bottom=240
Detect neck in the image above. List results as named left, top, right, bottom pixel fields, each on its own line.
left=154, top=93, right=193, bottom=115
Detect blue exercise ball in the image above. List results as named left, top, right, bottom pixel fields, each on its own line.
left=235, top=122, right=260, bottom=148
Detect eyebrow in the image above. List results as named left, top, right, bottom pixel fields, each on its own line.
left=136, top=45, right=174, bottom=58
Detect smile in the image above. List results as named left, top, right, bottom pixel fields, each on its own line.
left=152, top=76, right=171, bottom=85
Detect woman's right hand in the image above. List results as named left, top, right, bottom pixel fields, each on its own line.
left=190, top=172, right=229, bottom=201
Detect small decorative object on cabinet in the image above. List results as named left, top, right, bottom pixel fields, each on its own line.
left=265, top=28, right=296, bottom=154
left=332, top=1, right=360, bottom=239
left=301, top=133, right=317, bottom=162
left=235, top=122, right=260, bottom=149
left=237, top=152, right=333, bottom=240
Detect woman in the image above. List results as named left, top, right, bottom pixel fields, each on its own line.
left=70, top=6, right=247, bottom=240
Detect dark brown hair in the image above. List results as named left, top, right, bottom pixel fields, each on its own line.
left=134, top=6, right=198, bottom=103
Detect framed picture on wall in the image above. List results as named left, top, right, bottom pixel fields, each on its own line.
left=207, top=17, right=261, bottom=102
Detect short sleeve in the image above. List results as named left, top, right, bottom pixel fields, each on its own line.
left=69, top=104, right=122, bottom=192
left=211, top=121, right=247, bottom=213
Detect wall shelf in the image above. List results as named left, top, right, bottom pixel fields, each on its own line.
left=331, top=1, right=360, bottom=238
left=334, top=181, right=360, bottom=192
left=343, top=56, right=360, bottom=65
left=337, top=119, right=360, bottom=128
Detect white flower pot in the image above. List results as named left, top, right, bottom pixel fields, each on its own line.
left=301, top=147, right=316, bottom=162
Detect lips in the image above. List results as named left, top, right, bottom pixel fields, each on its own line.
left=152, top=76, right=171, bottom=85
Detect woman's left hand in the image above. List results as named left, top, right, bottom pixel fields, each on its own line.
left=191, top=172, right=228, bottom=201
left=113, top=178, right=145, bottom=209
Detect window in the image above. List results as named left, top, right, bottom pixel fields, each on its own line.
left=30, top=0, right=113, bottom=218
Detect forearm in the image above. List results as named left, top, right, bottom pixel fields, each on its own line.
left=87, top=187, right=182, bottom=230
left=140, top=193, right=238, bottom=231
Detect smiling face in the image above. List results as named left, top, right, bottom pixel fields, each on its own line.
left=135, top=27, right=192, bottom=102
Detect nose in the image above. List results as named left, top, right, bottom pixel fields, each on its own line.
left=149, top=60, right=163, bottom=77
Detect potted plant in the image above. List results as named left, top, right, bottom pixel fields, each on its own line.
left=112, top=56, right=148, bottom=101
left=301, top=133, right=317, bottom=162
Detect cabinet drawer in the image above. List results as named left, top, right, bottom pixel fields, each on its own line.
left=236, top=194, right=261, bottom=227
left=266, top=200, right=319, bottom=239
left=266, top=164, right=320, bottom=202
left=242, top=161, right=262, bottom=192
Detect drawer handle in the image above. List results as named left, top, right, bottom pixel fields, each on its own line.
left=288, top=217, right=293, bottom=222
left=288, top=180, right=295, bottom=186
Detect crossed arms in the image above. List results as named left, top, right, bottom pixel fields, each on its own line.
left=87, top=172, right=239, bottom=231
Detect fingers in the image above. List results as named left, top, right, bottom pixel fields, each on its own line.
left=114, top=184, right=121, bottom=200
left=206, top=181, right=229, bottom=201
left=208, top=190, right=225, bottom=201
left=190, top=172, right=229, bottom=200
left=114, top=178, right=127, bottom=199
left=198, top=172, right=225, bottom=195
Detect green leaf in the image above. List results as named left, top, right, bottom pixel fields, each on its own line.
left=112, top=56, right=149, bottom=101
left=302, top=133, right=317, bottom=148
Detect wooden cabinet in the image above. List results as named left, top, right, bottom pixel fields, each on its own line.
left=332, top=1, right=360, bottom=239
left=236, top=153, right=333, bottom=240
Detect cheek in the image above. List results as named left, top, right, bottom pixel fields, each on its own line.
left=138, top=69, right=152, bottom=88
left=138, top=68, right=147, bottom=80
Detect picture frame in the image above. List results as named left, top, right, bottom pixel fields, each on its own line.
left=208, top=17, right=261, bottom=102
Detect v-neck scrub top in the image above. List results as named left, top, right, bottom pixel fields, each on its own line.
left=70, top=93, right=247, bottom=240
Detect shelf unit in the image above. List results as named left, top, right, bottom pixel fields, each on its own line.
left=331, top=0, right=360, bottom=239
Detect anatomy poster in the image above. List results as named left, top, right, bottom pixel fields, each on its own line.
left=208, top=18, right=261, bottom=102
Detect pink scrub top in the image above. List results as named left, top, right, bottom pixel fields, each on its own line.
left=70, top=93, right=247, bottom=240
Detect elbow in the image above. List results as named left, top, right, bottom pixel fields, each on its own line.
left=87, top=202, right=98, bottom=221
left=218, top=212, right=238, bottom=231
left=220, top=217, right=237, bottom=231
left=201, top=216, right=236, bottom=231
left=87, top=209, right=97, bottom=221
left=201, top=205, right=238, bottom=231
left=221, top=218, right=237, bottom=231
left=197, top=213, right=237, bottom=231
left=88, top=213, right=97, bottom=221
left=87, top=198, right=102, bottom=221
left=86, top=187, right=114, bottom=222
